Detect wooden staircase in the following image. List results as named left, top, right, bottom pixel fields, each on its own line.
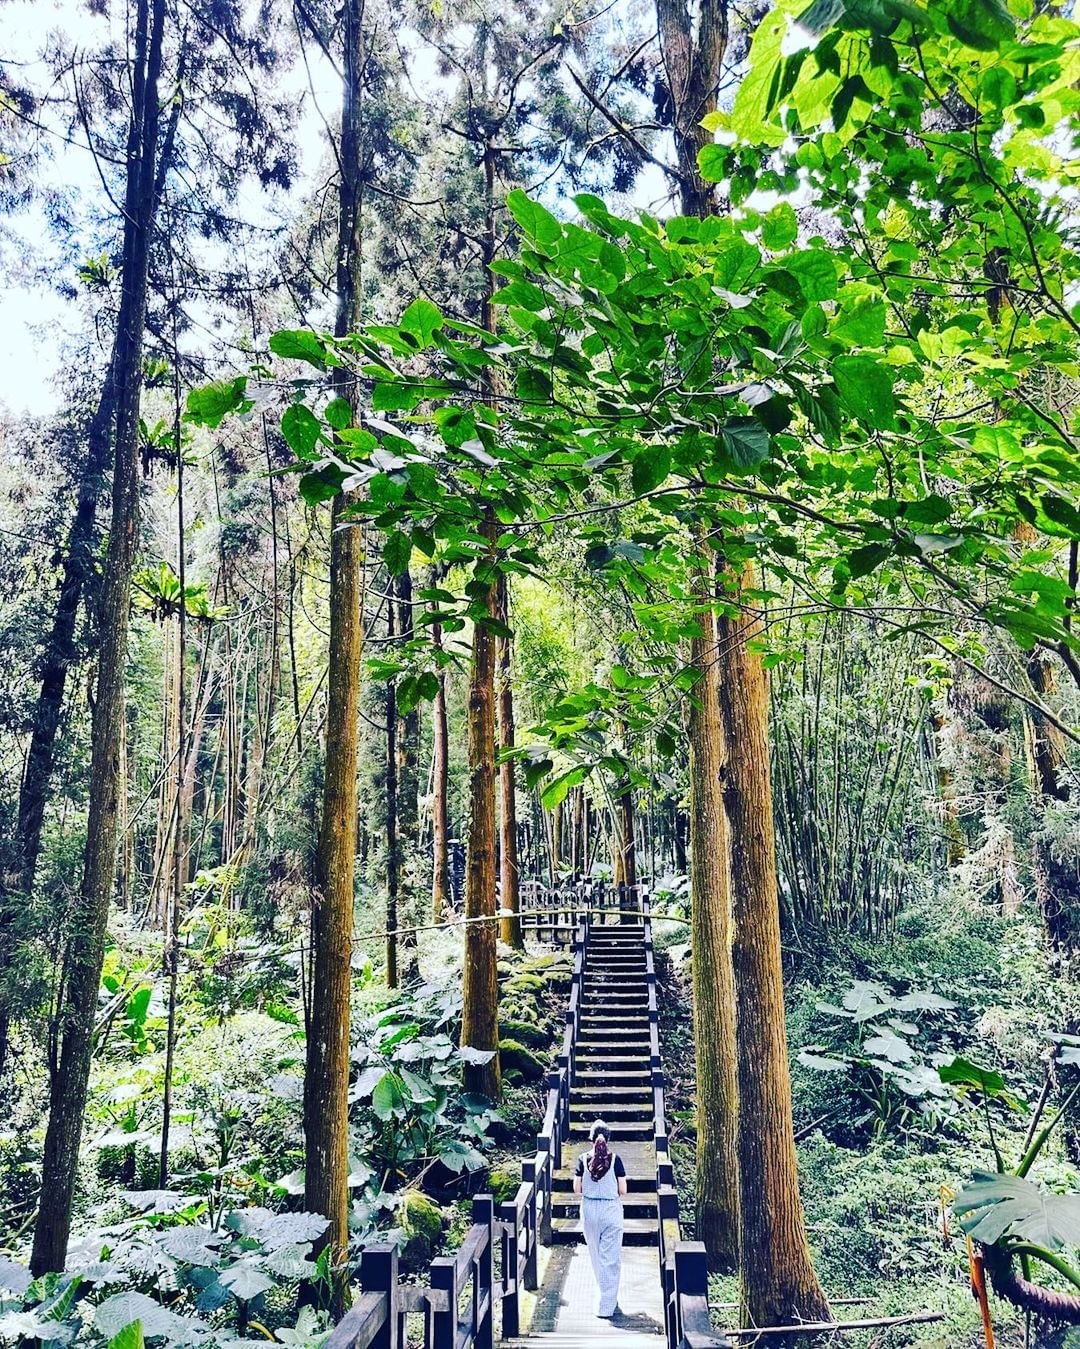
left=551, top=923, right=659, bottom=1247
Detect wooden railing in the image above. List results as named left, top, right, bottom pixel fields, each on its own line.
left=642, top=892, right=731, bottom=1349
left=326, top=909, right=588, bottom=1349
left=328, top=886, right=729, bottom=1349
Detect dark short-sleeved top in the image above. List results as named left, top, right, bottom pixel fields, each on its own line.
left=575, top=1152, right=626, bottom=1179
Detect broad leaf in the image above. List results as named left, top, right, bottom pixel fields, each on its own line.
left=953, top=1172, right=1080, bottom=1250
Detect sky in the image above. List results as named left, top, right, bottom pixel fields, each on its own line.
left=0, top=0, right=674, bottom=419
left=0, top=0, right=342, bottom=418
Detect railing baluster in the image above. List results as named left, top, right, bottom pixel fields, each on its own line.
left=497, top=1197, right=520, bottom=1338
left=473, top=1197, right=494, bottom=1349
left=521, top=1157, right=538, bottom=1290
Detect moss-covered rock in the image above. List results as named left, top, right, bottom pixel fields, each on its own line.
left=400, top=1191, right=445, bottom=1269
left=503, top=973, right=544, bottom=993
left=487, top=1163, right=521, bottom=1203
left=499, top=1038, right=546, bottom=1082
left=499, top=1018, right=548, bottom=1048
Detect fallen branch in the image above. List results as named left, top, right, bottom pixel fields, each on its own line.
left=722, top=1311, right=944, bottom=1338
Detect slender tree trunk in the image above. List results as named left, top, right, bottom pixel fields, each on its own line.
left=717, top=564, right=829, bottom=1329
left=303, top=0, right=366, bottom=1315
left=12, top=371, right=117, bottom=897
left=160, top=365, right=188, bottom=1187
left=31, top=0, right=166, bottom=1275
left=930, top=710, right=965, bottom=866
left=618, top=782, right=637, bottom=917
left=687, top=545, right=739, bottom=1267
left=385, top=592, right=399, bottom=990
left=431, top=611, right=450, bottom=922
left=496, top=574, right=522, bottom=948
left=461, top=513, right=501, bottom=1101
left=396, top=568, right=420, bottom=979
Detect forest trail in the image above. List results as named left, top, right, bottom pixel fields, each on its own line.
left=518, top=921, right=667, bottom=1346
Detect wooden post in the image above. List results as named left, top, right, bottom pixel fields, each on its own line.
left=674, top=1242, right=709, bottom=1349
left=473, top=1196, right=495, bottom=1349
left=430, top=1254, right=456, bottom=1349
left=360, top=1243, right=399, bottom=1349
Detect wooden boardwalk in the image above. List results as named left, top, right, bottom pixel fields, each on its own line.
left=510, top=923, right=667, bottom=1349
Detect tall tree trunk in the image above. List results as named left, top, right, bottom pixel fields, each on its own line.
left=461, top=515, right=501, bottom=1100
left=396, top=568, right=420, bottom=978
left=652, top=0, right=827, bottom=1321
left=303, top=0, right=366, bottom=1316
left=687, top=545, right=739, bottom=1267
left=431, top=610, right=450, bottom=923
left=496, top=575, right=522, bottom=948
left=31, top=0, right=166, bottom=1275
left=160, top=372, right=188, bottom=1187
left=717, top=565, right=830, bottom=1329
left=385, top=592, right=399, bottom=990
left=460, top=134, right=502, bottom=1101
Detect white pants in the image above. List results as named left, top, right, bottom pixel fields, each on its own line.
left=582, top=1198, right=623, bottom=1315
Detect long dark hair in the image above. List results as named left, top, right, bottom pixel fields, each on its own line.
left=588, top=1121, right=612, bottom=1181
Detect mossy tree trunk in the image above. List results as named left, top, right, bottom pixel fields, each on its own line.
left=431, top=607, right=451, bottom=923
left=717, top=563, right=830, bottom=1330
left=303, top=0, right=367, bottom=1316
left=687, top=542, right=739, bottom=1269
left=496, top=574, right=523, bottom=949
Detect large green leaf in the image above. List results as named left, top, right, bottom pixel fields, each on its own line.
left=269, top=329, right=328, bottom=368
left=506, top=189, right=562, bottom=247
left=219, top=1263, right=275, bottom=1302
left=107, top=1322, right=145, bottom=1349
left=185, top=377, right=250, bottom=429
left=722, top=418, right=771, bottom=468
left=946, top=0, right=1015, bottom=51
left=400, top=298, right=444, bottom=348
left=372, top=1072, right=408, bottom=1121
left=953, top=1172, right=1080, bottom=1249
left=832, top=354, right=896, bottom=430
left=281, top=404, right=321, bottom=458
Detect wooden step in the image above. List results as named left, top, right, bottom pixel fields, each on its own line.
left=551, top=1216, right=657, bottom=1246
left=571, top=1036, right=649, bottom=1046
left=576, top=1051, right=650, bottom=1066
left=570, top=1101, right=651, bottom=1120
left=570, top=1084, right=651, bottom=1100
left=564, top=1120, right=653, bottom=1142
left=571, top=1073, right=649, bottom=1084
left=507, top=1336, right=666, bottom=1348
left=552, top=1197, right=657, bottom=1220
